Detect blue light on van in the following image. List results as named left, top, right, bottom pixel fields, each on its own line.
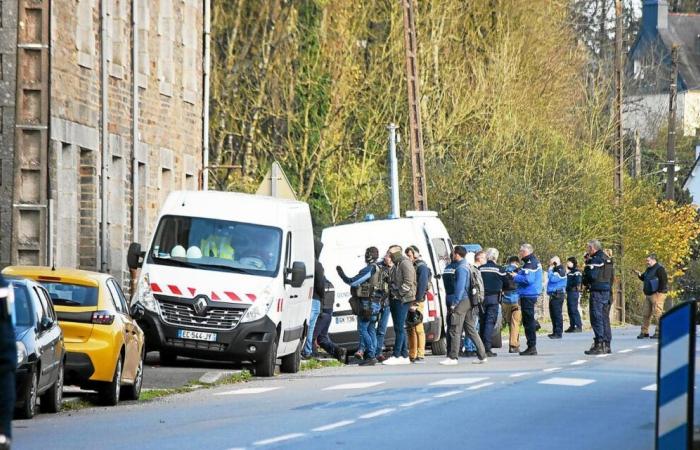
left=364, top=214, right=375, bottom=221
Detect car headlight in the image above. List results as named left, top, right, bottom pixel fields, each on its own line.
left=16, top=341, right=26, bottom=366
left=240, top=298, right=273, bottom=323
left=135, top=273, right=160, bottom=314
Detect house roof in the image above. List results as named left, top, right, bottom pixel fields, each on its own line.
left=659, top=14, right=700, bottom=90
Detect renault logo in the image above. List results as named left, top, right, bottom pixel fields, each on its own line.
left=193, top=295, right=209, bottom=316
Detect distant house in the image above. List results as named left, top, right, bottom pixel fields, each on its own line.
left=682, top=144, right=700, bottom=205
left=624, top=0, right=700, bottom=139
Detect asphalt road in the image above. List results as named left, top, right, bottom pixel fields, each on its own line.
left=12, top=328, right=676, bottom=450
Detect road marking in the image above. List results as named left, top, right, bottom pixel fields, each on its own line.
left=570, top=360, right=587, bottom=366
left=595, top=354, right=610, bottom=358
left=214, top=387, right=280, bottom=396
left=312, top=420, right=356, bottom=432
left=466, top=382, right=494, bottom=390
left=637, top=345, right=653, bottom=349
left=539, top=377, right=596, bottom=387
left=400, top=398, right=431, bottom=408
left=253, top=433, right=305, bottom=446
left=433, top=390, right=462, bottom=398
left=618, top=349, right=633, bottom=353
left=642, top=383, right=657, bottom=391
left=429, top=377, right=488, bottom=386
left=323, top=382, right=385, bottom=391
left=543, top=367, right=561, bottom=373
left=509, top=372, right=529, bottom=378
left=359, top=408, right=395, bottom=419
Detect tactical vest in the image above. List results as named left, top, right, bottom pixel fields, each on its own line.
left=355, top=264, right=382, bottom=299
left=322, top=279, right=335, bottom=310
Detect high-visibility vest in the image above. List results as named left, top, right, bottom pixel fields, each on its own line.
left=200, top=235, right=235, bottom=260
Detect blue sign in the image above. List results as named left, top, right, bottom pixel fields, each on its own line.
left=656, top=301, right=696, bottom=450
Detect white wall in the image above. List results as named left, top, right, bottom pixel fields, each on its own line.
left=623, top=90, right=700, bottom=139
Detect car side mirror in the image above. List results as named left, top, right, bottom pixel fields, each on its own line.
left=287, top=262, right=306, bottom=288
left=127, top=243, right=145, bottom=270
left=40, top=316, right=54, bottom=331
left=130, top=303, right=145, bottom=320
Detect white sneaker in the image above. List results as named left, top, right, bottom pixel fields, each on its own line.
left=382, top=356, right=401, bottom=366
left=472, top=358, right=487, bottom=364
left=398, top=357, right=411, bottom=365
left=439, top=358, right=459, bottom=366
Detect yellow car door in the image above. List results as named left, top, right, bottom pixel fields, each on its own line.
left=106, top=279, right=139, bottom=382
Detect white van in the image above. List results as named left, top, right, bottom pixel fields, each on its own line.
left=127, top=191, right=315, bottom=377
left=320, top=211, right=453, bottom=355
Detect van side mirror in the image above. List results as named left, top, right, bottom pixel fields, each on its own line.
left=287, top=262, right=307, bottom=288
left=130, top=303, right=145, bottom=320
left=127, top=243, right=145, bottom=270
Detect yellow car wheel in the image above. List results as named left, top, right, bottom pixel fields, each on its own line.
left=99, top=357, right=122, bottom=406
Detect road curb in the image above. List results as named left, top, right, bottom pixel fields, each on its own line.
left=199, top=370, right=241, bottom=385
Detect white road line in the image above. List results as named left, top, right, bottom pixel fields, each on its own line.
left=323, top=381, right=385, bottom=391
left=642, top=383, right=657, bottom=391
left=637, top=345, right=653, bottom=349
left=429, top=377, right=488, bottom=386
left=312, top=420, right=356, bottom=432
left=570, top=360, right=587, bottom=366
left=253, top=433, right=306, bottom=446
left=595, top=354, right=610, bottom=358
left=214, top=387, right=280, bottom=396
left=539, top=377, right=596, bottom=387
left=509, top=372, right=530, bottom=378
left=400, top=398, right=431, bottom=408
left=433, top=390, right=462, bottom=398
left=618, top=349, right=633, bottom=354
left=466, top=382, right=494, bottom=390
left=543, top=367, right=561, bottom=373
left=226, top=448, right=246, bottom=450
left=359, top=408, right=395, bottom=419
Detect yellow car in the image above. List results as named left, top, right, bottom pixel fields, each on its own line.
left=2, top=266, right=145, bottom=405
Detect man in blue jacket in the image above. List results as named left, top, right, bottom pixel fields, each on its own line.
left=511, top=243, right=543, bottom=356
left=440, top=246, right=486, bottom=365
left=546, top=256, right=567, bottom=339
left=583, top=240, right=614, bottom=355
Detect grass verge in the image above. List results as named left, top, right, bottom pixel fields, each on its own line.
left=300, top=358, right=344, bottom=371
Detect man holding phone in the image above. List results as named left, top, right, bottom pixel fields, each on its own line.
left=633, top=254, right=668, bottom=339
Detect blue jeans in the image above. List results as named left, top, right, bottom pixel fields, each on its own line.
left=548, top=292, right=565, bottom=336
left=358, top=300, right=381, bottom=358
left=590, top=290, right=610, bottom=342
left=521, top=296, right=538, bottom=348
left=566, top=291, right=583, bottom=329
left=479, top=297, right=500, bottom=352
left=464, top=313, right=480, bottom=352
left=390, top=299, right=410, bottom=358
left=375, top=304, right=390, bottom=355
left=304, top=299, right=321, bottom=355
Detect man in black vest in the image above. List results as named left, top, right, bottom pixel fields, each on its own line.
left=477, top=248, right=505, bottom=357
left=583, top=240, right=614, bottom=355
left=634, top=253, right=668, bottom=339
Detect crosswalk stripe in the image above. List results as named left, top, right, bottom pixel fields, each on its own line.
left=215, top=387, right=280, bottom=396
left=595, top=354, right=610, bottom=358
left=543, top=367, right=561, bottom=373
left=323, top=382, right=385, bottom=391
left=400, top=398, right=431, bottom=408
left=637, top=344, right=653, bottom=349
left=434, top=390, right=462, bottom=398
left=509, top=372, right=530, bottom=378
left=253, top=433, right=305, bottom=446
left=618, top=349, right=633, bottom=353
left=466, top=382, right=494, bottom=390
left=539, top=377, right=596, bottom=387
left=642, top=383, right=657, bottom=391
left=429, top=377, right=488, bottom=386
left=570, top=360, right=587, bottom=365
left=359, top=408, right=395, bottom=419
left=312, top=420, right=356, bottom=432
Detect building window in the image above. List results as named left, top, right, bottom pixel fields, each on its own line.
left=137, top=0, right=150, bottom=88
left=633, top=59, right=644, bottom=80
left=159, top=167, right=172, bottom=205
left=79, top=148, right=98, bottom=270
left=76, top=0, right=96, bottom=69
left=181, top=0, right=197, bottom=103
left=158, top=0, right=175, bottom=96
left=108, top=0, right=127, bottom=78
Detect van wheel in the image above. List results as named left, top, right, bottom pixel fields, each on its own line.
left=280, top=339, right=302, bottom=374
left=255, top=333, right=278, bottom=377
left=99, top=357, right=122, bottom=406
left=431, top=336, right=447, bottom=356
left=16, top=366, right=38, bottom=419
left=159, top=350, right=177, bottom=365
left=40, top=361, right=63, bottom=413
left=122, top=349, right=144, bottom=401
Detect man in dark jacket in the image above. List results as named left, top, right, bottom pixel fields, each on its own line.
left=634, top=253, right=668, bottom=339
left=546, top=256, right=567, bottom=339
left=583, top=240, right=614, bottom=355
left=406, top=245, right=430, bottom=363
left=312, top=279, right=347, bottom=362
left=383, top=245, right=416, bottom=366
left=303, top=238, right=325, bottom=358
left=565, top=257, right=583, bottom=333
left=477, top=248, right=504, bottom=357
left=0, top=274, right=15, bottom=450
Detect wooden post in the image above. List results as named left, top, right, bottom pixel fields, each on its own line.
left=666, top=45, right=679, bottom=202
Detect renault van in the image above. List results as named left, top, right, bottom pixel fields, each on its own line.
left=127, top=191, right=314, bottom=377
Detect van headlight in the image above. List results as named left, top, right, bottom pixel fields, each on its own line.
left=240, top=298, right=273, bottom=323
left=135, top=273, right=160, bottom=314
left=16, top=341, right=27, bottom=366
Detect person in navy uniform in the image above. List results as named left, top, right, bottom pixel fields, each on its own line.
left=565, top=257, right=583, bottom=333
left=477, top=248, right=506, bottom=357
left=546, top=256, right=567, bottom=339
left=0, top=274, right=15, bottom=450
left=583, top=240, right=614, bottom=355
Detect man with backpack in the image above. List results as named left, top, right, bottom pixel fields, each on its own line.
left=337, top=246, right=383, bottom=366
left=406, top=245, right=431, bottom=363
left=511, top=243, right=543, bottom=356
left=634, top=253, right=668, bottom=339
left=583, top=240, right=615, bottom=355
left=441, top=246, right=487, bottom=365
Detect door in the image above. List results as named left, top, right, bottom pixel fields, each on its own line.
left=34, top=286, right=61, bottom=389
left=106, top=279, right=139, bottom=382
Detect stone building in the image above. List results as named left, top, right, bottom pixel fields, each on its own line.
left=0, top=0, right=210, bottom=286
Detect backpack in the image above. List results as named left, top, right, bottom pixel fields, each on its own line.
left=502, top=266, right=517, bottom=292
left=468, top=264, right=485, bottom=306
left=415, top=260, right=433, bottom=302
left=354, top=264, right=382, bottom=299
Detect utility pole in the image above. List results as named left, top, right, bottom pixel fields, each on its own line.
left=613, top=0, right=625, bottom=323
left=388, top=124, right=401, bottom=219
left=401, top=0, right=428, bottom=211
left=666, top=45, right=679, bottom=201
left=634, top=130, right=641, bottom=178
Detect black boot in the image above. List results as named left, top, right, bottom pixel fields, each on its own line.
left=604, top=342, right=611, bottom=354
left=564, top=327, right=575, bottom=333
left=519, top=346, right=538, bottom=356
left=334, top=347, right=347, bottom=363
left=584, top=341, right=605, bottom=355
left=637, top=332, right=650, bottom=339
left=573, top=327, right=583, bottom=333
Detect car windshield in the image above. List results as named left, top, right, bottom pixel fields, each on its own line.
left=147, top=215, right=283, bottom=277
left=12, top=285, right=33, bottom=327
left=40, top=282, right=99, bottom=307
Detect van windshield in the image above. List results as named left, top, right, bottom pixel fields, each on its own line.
left=148, top=215, right=283, bottom=278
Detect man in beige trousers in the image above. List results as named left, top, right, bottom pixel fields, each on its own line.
left=634, top=254, right=668, bottom=339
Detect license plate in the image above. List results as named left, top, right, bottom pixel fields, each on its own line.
left=335, top=316, right=356, bottom=325
left=177, top=329, right=217, bottom=342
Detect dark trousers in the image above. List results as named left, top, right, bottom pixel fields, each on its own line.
left=520, top=296, right=538, bottom=348
left=566, top=290, right=583, bottom=329
left=478, top=296, right=500, bottom=352
left=375, top=304, right=390, bottom=355
left=590, top=290, right=610, bottom=342
left=313, top=310, right=338, bottom=356
left=390, top=299, right=410, bottom=358
left=447, top=300, right=485, bottom=359
left=0, top=320, right=16, bottom=438
left=602, top=299, right=612, bottom=343
left=548, top=292, right=565, bottom=336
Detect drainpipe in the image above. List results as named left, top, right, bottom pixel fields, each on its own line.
left=131, top=0, right=139, bottom=240
left=100, top=0, right=109, bottom=273
left=202, top=0, right=211, bottom=191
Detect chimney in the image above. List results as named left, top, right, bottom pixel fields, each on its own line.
left=643, top=0, right=669, bottom=32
